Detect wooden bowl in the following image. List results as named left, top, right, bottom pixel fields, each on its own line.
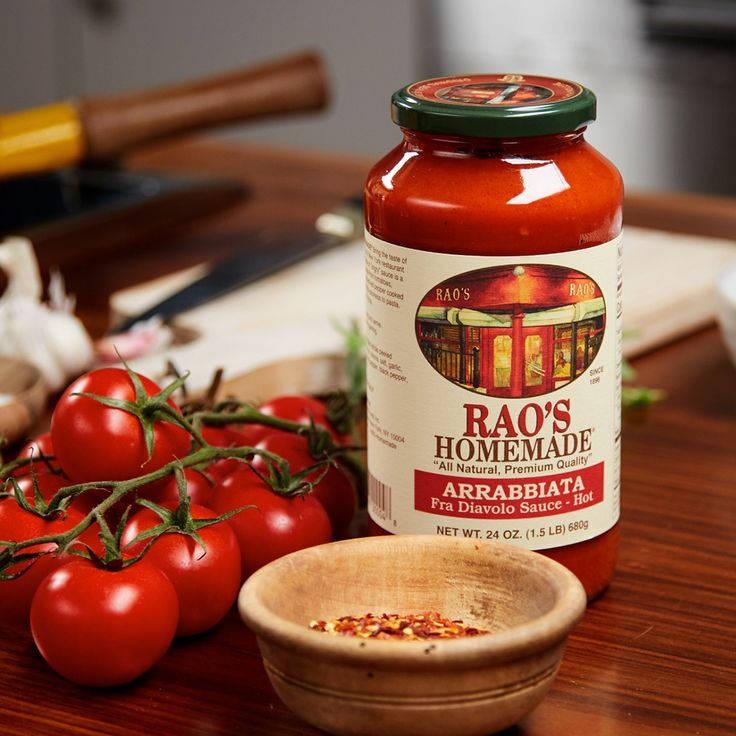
left=239, top=535, right=586, bottom=736
left=222, top=353, right=347, bottom=403
left=0, top=357, right=46, bottom=447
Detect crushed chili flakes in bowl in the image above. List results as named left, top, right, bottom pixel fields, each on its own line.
left=309, top=611, right=489, bottom=640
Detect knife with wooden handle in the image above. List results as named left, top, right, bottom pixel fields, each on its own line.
left=0, top=50, right=328, bottom=180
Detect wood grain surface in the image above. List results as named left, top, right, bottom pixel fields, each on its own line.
left=1, top=140, right=735, bottom=735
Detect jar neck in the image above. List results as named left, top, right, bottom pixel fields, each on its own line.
left=400, top=128, right=586, bottom=157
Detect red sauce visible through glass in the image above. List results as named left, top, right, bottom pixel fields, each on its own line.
left=365, top=129, right=623, bottom=600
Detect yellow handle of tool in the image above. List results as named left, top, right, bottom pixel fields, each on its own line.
left=0, top=102, right=84, bottom=180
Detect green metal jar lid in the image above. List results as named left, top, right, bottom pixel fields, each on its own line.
left=392, top=74, right=596, bottom=138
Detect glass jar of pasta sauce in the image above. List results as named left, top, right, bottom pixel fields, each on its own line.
left=364, top=74, right=623, bottom=599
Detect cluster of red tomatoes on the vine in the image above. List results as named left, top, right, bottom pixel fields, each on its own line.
left=0, top=366, right=359, bottom=687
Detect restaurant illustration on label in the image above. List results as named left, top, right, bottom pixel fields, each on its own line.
left=408, top=73, right=583, bottom=109
left=437, top=82, right=554, bottom=106
left=415, top=264, right=606, bottom=399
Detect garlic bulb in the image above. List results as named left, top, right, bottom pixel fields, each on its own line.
left=0, top=237, right=94, bottom=392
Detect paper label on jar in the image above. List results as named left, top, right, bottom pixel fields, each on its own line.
left=365, top=232, right=622, bottom=550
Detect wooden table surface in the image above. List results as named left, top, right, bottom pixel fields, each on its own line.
left=2, top=139, right=735, bottom=735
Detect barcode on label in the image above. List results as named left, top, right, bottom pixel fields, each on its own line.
left=368, top=473, right=392, bottom=520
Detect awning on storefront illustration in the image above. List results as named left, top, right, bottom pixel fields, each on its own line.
left=416, top=297, right=604, bottom=328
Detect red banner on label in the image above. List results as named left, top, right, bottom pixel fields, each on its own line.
left=415, top=463, right=604, bottom=519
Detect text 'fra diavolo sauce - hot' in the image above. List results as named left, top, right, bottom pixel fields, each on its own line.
left=364, top=74, right=623, bottom=599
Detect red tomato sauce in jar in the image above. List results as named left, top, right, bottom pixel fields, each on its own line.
left=364, top=74, right=623, bottom=600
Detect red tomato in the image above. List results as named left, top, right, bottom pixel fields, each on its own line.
left=139, top=468, right=216, bottom=508
left=248, top=395, right=349, bottom=446
left=70, top=488, right=114, bottom=516
left=121, top=503, right=241, bottom=636
left=206, top=459, right=242, bottom=482
left=208, top=467, right=332, bottom=579
left=9, top=434, right=101, bottom=515
left=8, top=474, right=122, bottom=558
left=51, top=368, right=191, bottom=483
left=10, top=472, right=108, bottom=517
left=12, top=433, right=60, bottom=478
left=201, top=425, right=246, bottom=447
left=222, top=422, right=265, bottom=448
left=253, top=433, right=356, bottom=538
left=200, top=425, right=250, bottom=481
left=17, top=432, right=55, bottom=461
left=30, top=558, right=178, bottom=686
left=11, top=471, right=66, bottom=502
left=0, top=499, right=85, bottom=627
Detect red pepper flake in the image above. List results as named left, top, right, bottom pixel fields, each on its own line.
left=308, top=611, right=489, bottom=640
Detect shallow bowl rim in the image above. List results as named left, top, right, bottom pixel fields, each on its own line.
left=239, top=535, right=586, bottom=670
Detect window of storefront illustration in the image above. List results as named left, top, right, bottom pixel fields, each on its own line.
left=575, top=321, right=601, bottom=372
left=552, top=320, right=603, bottom=384
left=493, top=335, right=512, bottom=388
left=420, top=323, right=458, bottom=341
left=524, top=334, right=543, bottom=387
left=553, top=326, right=572, bottom=380
left=417, top=323, right=483, bottom=387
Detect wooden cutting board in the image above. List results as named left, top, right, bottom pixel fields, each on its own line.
left=110, top=226, right=736, bottom=389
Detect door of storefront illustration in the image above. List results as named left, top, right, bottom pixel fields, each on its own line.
left=480, top=325, right=554, bottom=398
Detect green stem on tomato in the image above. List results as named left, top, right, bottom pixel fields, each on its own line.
left=2, top=445, right=255, bottom=562
left=0, top=454, right=60, bottom=480
left=0, top=404, right=359, bottom=575
left=196, top=406, right=333, bottom=440
left=154, top=402, right=210, bottom=449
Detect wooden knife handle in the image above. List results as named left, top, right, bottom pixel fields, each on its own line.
left=76, top=50, right=329, bottom=161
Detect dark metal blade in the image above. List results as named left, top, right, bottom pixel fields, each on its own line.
left=110, top=229, right=339, bottom=334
